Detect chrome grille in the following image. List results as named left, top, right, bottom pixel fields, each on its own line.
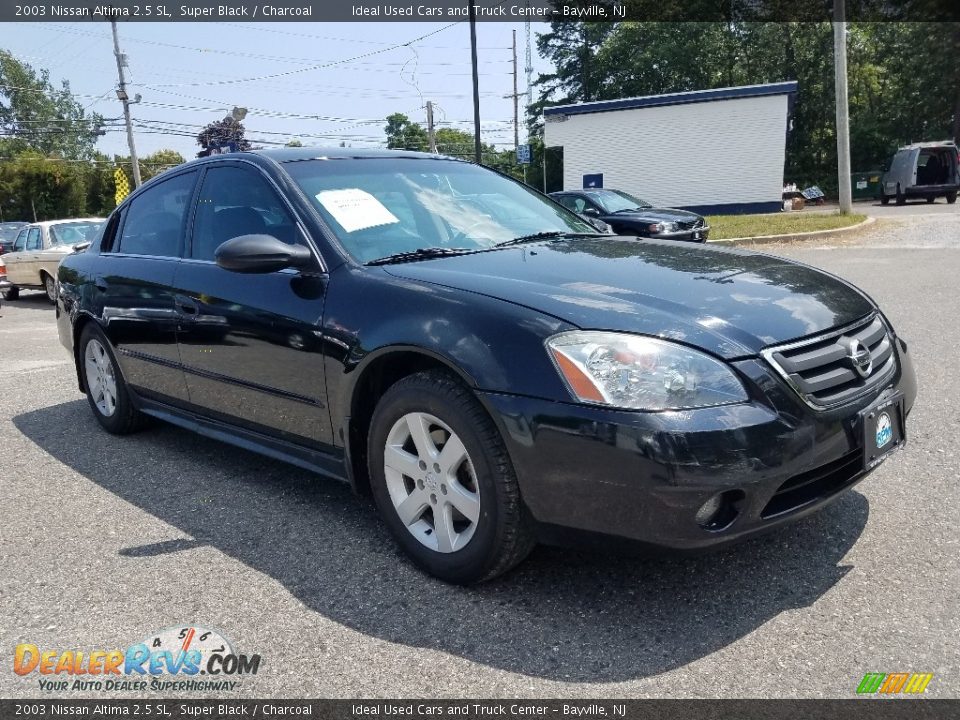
left=677, top=218, right=705, bottom=230
left=762, top=314, right=896, bottom=409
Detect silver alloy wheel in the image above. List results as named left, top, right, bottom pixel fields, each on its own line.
left=44, top=274, right=56, bottom=302
left=84, top=338, right=118, bottom=417
left=383, top=411, right=481, bottom=553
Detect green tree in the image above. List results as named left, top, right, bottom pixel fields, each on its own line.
left=384, top=112, right=429, bottom=151
left=139, top=149, right=185, bottom=181
left=0, top=50, right=102, bottom=160
left=0, top=151, right=88, bottom=220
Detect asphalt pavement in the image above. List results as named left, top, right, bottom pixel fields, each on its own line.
left=1, top=207, right=958, bottom=699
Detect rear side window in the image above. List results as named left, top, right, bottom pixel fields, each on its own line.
left=26, top=227, right=41, bottom=251
left=118, top=171, right=197, bottom=257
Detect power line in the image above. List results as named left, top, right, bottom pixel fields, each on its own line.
left=136, top=22, right=465, bottom=88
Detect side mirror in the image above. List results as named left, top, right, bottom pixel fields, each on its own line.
left=581, top=207, right=600, bottom=217
left=72, top=241, right=91, bottom=252
left=215, top=234, right=313, bottom=274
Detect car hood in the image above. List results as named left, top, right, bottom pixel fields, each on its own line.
left=603, top=207, right=702, bottom=224
left=383, top=237, right=875, bottom=358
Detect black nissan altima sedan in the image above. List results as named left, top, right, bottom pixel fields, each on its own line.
left=550, top=188, right=709, bottom=242
left=57, top=148, right=916, bottom=584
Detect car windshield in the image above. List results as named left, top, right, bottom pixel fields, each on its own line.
left=587, top=190, right=653, bottom=213
left=283, top=157, right=596, bottom=263
left=49, top=221, right=103, bottom=246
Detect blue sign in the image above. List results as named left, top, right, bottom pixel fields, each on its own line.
left=516, top=144, right=531, bottom=165
left=583, top=173, right=603, bottom=189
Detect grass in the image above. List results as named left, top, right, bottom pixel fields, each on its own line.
left=706, top=211, right=867, bottom=240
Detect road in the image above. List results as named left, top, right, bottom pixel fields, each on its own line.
left=1, top=209, right=957, bottom=700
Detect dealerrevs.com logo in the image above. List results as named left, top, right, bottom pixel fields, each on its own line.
left=14, top=625, right=261, bottom=693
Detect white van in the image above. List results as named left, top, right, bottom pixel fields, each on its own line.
left=879, top=141, right=959, bottom=205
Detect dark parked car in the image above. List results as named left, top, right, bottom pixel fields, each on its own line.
left=0, top=221, right=28, bottom=254
left=58, top=149, right=916, bottom=584
left=551, top=189, right=709, bottom=242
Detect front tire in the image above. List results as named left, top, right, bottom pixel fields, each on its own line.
left=947, top=191, right=957, bottom=205
left=79, top=324, right=147, bottom=434
left=368, top=370, right=534, bottom=584
left=2, top=286, right=18, bottom=301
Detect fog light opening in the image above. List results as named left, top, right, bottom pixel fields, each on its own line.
left=695, top=490, right=744, bottom=532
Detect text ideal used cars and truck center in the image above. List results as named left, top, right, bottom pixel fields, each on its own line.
left=54, top=148, right=916, bottom=583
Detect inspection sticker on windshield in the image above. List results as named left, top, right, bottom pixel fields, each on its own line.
left=316, top=188, right=399, bottom=233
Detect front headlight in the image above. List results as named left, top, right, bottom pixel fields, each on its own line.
left=546, top=331, right=748, bottom=410
left=649, top=222, right=678, bottom=233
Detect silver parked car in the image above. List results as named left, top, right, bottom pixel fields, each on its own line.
left=879, top=141, right=959, bottom=205
left=2, top=218, right=104, bottom=303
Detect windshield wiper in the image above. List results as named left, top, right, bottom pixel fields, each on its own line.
left=494, top=231, right=601, bottom=248
left=366, top=247, right=472, bottom=266
left=611, top=207, right=647, bottom=214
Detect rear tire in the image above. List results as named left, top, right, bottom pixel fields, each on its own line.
left=947, top=191, right=957, bottom=205
left=43, top=273, right=57, bottom=303
left=367, top=370, right=535, bottom=584
left=2, top=286, right=18, bottom=301
left=79, top=324, right=147, bottom=435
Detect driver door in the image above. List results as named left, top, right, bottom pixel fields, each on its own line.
left=171, top=162, right=333, bottom=450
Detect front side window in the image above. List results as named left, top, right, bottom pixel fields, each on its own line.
left=26, top=227, right=41, bottom=251
left=586, top=190, right=653, bottom=213
left=557, top=195, right=588, bottom=214
left=118, top=171, right=197, bottom=257
left=13, top=228, right=28, bottom=252
left=191, top=165, right=301, bottom=262
left=283, top=158, right=594, bottom=264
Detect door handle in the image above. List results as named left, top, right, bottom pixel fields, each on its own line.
left=94, top=276, right=108, bottom=291
left=174, top=295, right=198, bottom=315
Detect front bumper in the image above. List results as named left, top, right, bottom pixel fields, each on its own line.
left=480, top=336, right=916, bottom=550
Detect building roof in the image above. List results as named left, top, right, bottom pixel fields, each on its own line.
left=543, top=81, right=799, bottom=118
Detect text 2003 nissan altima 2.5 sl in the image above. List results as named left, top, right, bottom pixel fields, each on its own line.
left=56, top=149, right=917, bottom=584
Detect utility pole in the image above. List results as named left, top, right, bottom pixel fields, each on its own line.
left=542, top=147, right=548, bottom=193
left=111, top=20, right=141, bottom=189
left=833, top=0, right=852, bottom=214
left=510, top=30, right=519, bottom=151
left=425, top=101, right=437, bottom=153
left=468, top=0, right=482, bottom=164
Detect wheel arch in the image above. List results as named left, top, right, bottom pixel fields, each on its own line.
left=342, top=346, right=479, bottom=497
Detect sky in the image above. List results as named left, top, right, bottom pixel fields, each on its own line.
left=2, top=20, right=553, bottom=159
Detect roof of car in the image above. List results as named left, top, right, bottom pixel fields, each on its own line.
left=899, top=141, right=957, bottom=150
left=24, top=218, right=105, bottom=228
left=247, top=147, right=451, bottom=163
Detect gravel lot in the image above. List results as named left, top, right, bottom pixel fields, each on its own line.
left=1, top=209, right=957, bottom=699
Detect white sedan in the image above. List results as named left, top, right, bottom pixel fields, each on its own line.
left=3, top=218, right=104, bottom=303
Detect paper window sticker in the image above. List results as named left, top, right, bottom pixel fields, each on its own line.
left=315, top=188, right=400, bottom=233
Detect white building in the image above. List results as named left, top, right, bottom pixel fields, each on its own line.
left=543, top=82, right=798, bottom=214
